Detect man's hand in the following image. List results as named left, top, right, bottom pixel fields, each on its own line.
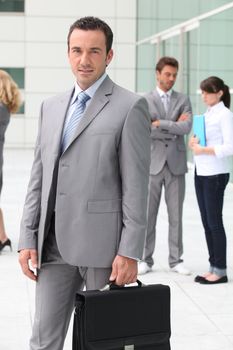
left=109, top=255, right=138, bottom=286
left=178, top=113, right=189, bottom=122
left=152, top=120, right=160, bottom=127
left=19, top=249, right=38, bottom=281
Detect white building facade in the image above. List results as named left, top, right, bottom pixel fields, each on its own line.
left=0, top=0, right=137, bottom=148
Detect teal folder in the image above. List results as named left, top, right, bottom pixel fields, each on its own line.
left=193, top=115, right=206, bottom=146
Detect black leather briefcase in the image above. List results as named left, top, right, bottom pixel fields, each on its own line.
left=72, top=280, right=171, bottom=350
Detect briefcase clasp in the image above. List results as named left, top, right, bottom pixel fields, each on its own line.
left=125, top=346, right=134, bottom=350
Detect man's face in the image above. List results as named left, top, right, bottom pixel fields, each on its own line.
left=68, top=29, right=113, bottom=90
left=156, top=65, right=178, bottom=92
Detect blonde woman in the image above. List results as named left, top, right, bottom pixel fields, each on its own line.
left=0, top=69, right=21, bottom=252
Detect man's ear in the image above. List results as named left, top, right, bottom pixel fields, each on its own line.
left=106, top=49, right=113, bottom=66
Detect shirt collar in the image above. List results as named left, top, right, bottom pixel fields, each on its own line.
left=156, top=86, right=172, bottom=98
left=71, top=73, right=107, bottom=105
left=206, top=101, right=224, bottom=114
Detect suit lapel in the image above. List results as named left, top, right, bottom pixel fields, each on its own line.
left=52, top=89, right=73, bottom=157
left=166, top=90, right=178, bottom=119
left=62, top=76, right=114, bottom=153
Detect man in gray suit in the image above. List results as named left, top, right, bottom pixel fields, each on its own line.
left=18, top=17, right=151, bottom=350
left=138, top=56, right=192, bottom=276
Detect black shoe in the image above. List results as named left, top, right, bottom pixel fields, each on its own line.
left=199, top=276, right=228, bottom=285
left=0, top=238, right=12, bottom=252
left=194, top=275, right=206, bottom=283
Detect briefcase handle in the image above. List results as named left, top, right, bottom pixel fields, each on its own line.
left=101, top=279, right=144, bottom=291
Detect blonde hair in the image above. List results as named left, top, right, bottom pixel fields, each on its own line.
left=0, top=69, right=21, bottom=113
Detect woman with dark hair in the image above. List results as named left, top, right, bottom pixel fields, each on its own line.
left=0, top=69, right=21, bottom=252
left=189, top=76, right=233, bottom=284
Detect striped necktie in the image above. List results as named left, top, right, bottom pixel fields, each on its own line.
left=162, top=93, right=169, bottom=113
left=61, top=91, right=90, bottom=153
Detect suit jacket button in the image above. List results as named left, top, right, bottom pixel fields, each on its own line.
left=165, top=144, right=168, bottom=147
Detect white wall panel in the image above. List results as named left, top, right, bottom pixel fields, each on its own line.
left=25, top=93, right=59, bottom=117
left=26, top=0, right=117, bottom=17
left=114, top=44, right=135, bottom=69
left=115, top=69, right=135, bottom=91
left=26, top=17, right=71, bottom=42
left=116, top=19, right=136, bottom=43
left=0, top=43, right=25, bottom=66
left=5, top=117, right=25, bottom=147
left=25, top=17, right=117, bottom=43
left=26, top=43, right=68, bottom=67
left=26, top=68, right=74, bottom=93
left=70, top=1, right=116, bottom=18
left=6, top=117, right=38, bottom=147
left=24, top=118, right=38, bottom=145
left=0, top=16, right=25, bottom=41
left=106, top=68, right=116, bottom=83
left=116, top=0, right=136, bottom=17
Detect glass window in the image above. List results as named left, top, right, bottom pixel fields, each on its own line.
left=0, top=0, right=24, bottom=12
left=136, top=0, right=233, bottom=181
left=0, top=67, right=25, bottom=114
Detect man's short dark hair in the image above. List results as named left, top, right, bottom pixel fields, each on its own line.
left=67, top=16, right=113, bottom=53
left=156, top=56, right=179, bottom=72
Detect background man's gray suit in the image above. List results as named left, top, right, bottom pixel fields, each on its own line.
left=18, top=75, right=151, bottom=349
left=144, top=89, right=192, bottom=268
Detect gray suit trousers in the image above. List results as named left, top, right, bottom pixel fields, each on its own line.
left=144, top=164, right=185, bottom=268
left=30, top=220, right=111, bottom=350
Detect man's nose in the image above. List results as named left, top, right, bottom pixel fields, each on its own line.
left=80, top=52, right=89, bottom=64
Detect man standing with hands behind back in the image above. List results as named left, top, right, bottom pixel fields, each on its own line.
left=18, top=17, right=151, bottom=350
left=138, top=56, right=192, bottom=276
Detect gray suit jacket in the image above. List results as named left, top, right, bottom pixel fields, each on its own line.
left=19, top=76, right=151, bottom=268
left=145, top=89, right=192, bottom=175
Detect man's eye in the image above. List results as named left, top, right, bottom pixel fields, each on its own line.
left=91, top=49, right=100, bottom=54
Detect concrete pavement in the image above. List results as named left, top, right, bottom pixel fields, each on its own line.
left=1, top=149, right=233, bottom=350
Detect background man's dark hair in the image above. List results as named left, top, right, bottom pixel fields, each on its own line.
left=156, top=56, right=179, bottom=72
left=67, top=16, right=113, bottom=53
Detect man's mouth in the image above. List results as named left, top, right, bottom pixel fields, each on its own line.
left=78, top=69, right=93, bottom=74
